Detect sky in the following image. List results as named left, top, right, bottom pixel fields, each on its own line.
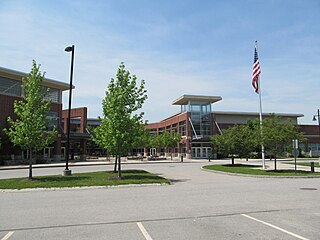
left=0, top=0, right=319, bottom=124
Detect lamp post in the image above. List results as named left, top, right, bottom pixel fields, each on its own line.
left=63, top=45, right=75, bottom=176
left=312, top=109, right=320, bottom=157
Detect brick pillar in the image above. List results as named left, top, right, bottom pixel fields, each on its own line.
left=178, top=143, right=182, bottom=158
left=54, top=138, right=62, bottom=161
left=144, top=148, right=148, bottom=157
left=80, top=139, right=87, bottom=161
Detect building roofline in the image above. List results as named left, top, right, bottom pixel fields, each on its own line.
left=172, top=95, right=222, bottom=105
left=0, top=66, right=72, bottom=91
left=212, top=111, right=304, bottom=118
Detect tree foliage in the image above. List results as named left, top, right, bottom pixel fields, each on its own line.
left=251, top=115, right=304, bottom=170
left=4, top=60, right=57, bottom=179
left=92, top=63, right=147, bottom=178
left=212, top=124, right=257, bottom=164
left=212, top=115, right=303, bottom=168
left=151, top=131, right=181, bottom=158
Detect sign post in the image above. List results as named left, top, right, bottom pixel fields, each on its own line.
left=292, top=139, right=298, bottom=173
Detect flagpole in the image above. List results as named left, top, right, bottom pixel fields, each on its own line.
left=258, top=75, right=266, bottom=169
left=255, top=41, right=266, bottom=169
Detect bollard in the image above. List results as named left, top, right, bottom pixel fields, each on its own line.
left=311, top=162, right=315, bottom=173
left=181, top=155, right=183, bottom=162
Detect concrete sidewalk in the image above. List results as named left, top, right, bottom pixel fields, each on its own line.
left=0, top=157, right=208, bottom=171
left=0, top=157, right=319, bottom=172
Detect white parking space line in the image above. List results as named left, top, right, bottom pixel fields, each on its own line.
left=241, top=214, right=309, bottom=240
left=1, top=231, right=14, bottom=240
left=137, top=222, right=153, bottom=240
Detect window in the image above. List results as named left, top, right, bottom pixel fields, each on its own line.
left=179, top=121, right=186, bottom=136
left=42, top=87, right=60, bottom=103
left=0, top=77, right=22, bottom=96
left=46, top=112, right=58, bottom=131
left=0, top=76, right=61, bottom=103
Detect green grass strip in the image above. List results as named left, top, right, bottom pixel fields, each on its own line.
left=203, top=164, right=320, bottom=176
left=0, top=170, right=170, bottom=190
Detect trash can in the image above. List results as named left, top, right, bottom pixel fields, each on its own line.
left=310, top=162, right=315, bottom=173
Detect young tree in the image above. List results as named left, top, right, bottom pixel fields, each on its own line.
left=4, top=60, right=57, bottom=180
left=160, top=131, right=182, bottom=159
left=211, top=124, right=257, bottom=164
left=252, top=115, right=304, bottom=170
left=92, top=63, right=147, bottom=178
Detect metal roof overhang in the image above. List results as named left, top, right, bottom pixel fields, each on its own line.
left=172, top=95, right=222, bottom=105
left=0, top=66, right=72, bottom=91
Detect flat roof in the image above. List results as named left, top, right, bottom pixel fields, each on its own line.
left=213, top=111, right=304, bottom=118
left=172, top=95, right=222, bottom=105
left=0, top=66, right=71, bottom=91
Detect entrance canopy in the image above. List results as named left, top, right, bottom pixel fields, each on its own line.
left=172, top=95, right=222, bottom=106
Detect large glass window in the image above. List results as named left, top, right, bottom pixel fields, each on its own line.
left=189, top=102, right=212, bottom=138
left=46, top=112, right=58, bottom=131
left=0, top=77, right=22, bottom=96
left=0, top=76, right=60, bottom=103
left=179, top=121, right=186, bottom=136
left=42, top=87, right=60, bottom=103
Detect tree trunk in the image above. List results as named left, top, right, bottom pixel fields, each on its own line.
left=114, top=156, right=118, bottom=172
left=231, top=156, right=234, bottom=165
left=118, top=156, right=122, bottom=179
left=274, top=154, right=277, bottom=171
left=28, top=148, right=33, bottom=180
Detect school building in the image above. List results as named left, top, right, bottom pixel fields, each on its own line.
left=1, top=65, right=320, bottom=164
left=145, top=95, right=319, bottom=159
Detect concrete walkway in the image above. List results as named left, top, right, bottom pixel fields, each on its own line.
left=0, top=157, right=319, bottom=172
left=0, top=157, right=201, bottom=171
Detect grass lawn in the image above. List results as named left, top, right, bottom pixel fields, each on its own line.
left=203, top=164, right=320, bottom=176
left=0, top=170, right=170, bottom=190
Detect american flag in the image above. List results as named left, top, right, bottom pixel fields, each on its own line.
left=252, top=43, right=261, bottom=94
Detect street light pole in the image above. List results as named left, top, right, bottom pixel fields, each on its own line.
left=312, top=109, right=320, bottom=157
left=63, top=45, right=74, bottom=176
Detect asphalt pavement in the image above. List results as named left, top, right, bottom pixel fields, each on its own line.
left=0, top=159, right=320, bottom=239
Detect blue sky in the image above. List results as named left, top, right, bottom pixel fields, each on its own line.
left=1, top=0, right=319, bottom=124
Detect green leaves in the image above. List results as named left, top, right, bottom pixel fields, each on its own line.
left=92, top=63, right=148, bottom=157
left=211, top=115, right=302, bottom=160
left=151, top=131, right=182, bottom=149
left=253, top=115, right=304, bottom=156
left=212, top=124, right=257, bottom=159
left=4, top=60, right=57, bottom=153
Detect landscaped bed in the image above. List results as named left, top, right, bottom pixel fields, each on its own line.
left=203, top=164, right=320, bottom=177
left=0, top=170, right=170, bottom=190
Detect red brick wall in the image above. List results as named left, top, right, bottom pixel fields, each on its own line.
left=62, top=107, right=87, bottom=133
left=0, top=94, right=62, bottom=156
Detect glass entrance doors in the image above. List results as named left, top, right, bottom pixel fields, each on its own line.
left=192, top=147, right=211, bottom=158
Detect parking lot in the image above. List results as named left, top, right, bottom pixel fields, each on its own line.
left=0, top=161, right=319, bottom=239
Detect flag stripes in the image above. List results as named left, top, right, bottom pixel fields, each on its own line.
left=252, top=44, right=261, bottom=93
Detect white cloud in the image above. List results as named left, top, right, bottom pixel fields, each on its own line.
left=1, top=0, right=319, bottom=126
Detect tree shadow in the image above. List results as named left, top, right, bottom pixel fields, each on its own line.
left=222, top=164, right=260, bottom=168
left=266, top=170, right=315, bottom=174
left=169, top=178, right=190, bottom=183
left=32, top=176, right=90, bottom=182
left=121, top=175, right=165, bottom=181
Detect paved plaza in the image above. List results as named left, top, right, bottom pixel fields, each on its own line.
left=0, top=160, right=319, bottom=239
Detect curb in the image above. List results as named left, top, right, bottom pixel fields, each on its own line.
left=0, top=182, right=170, bottom=193
left=201, top=166, right=320, bottom=179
